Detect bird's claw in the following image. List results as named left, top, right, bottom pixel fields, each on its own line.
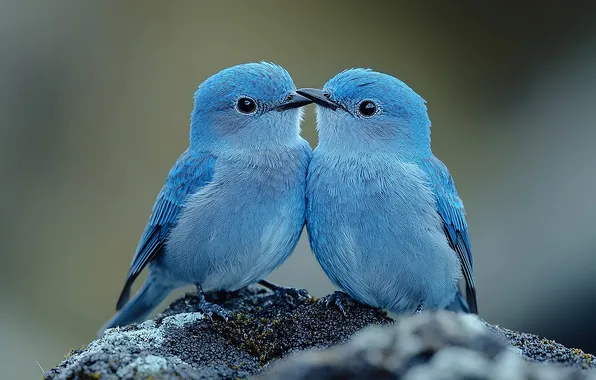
left=198, top=299, right=232, bottom=321
left=323, top=291, right=353, bottom=316
left=276, top=286, right=311, bottom=304
left=258, top=280, right=312, bottom=304
left=196, top=284, right=232, bottom=321
left=413, top=301, right=424, bottom=315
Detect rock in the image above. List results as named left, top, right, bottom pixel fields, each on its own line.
left=43, top=287, right=391, bottom=379
left=261, top=312, right=596, bottom=380
left=44, top=287, right=595, bottom=379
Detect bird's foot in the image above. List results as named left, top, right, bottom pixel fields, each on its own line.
left=196, top=285, right=232, bottom=321
left=198, top=299, right=232, bottom=321
left=414, top=301, right=424, bottom=315
left=321, top=291, right=354, bottom=316
left=258, top=280, right=311, bottom=304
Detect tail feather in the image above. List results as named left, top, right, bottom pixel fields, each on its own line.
left=465, top=284, right=478, bottom=314
left=99, top=276, right=172, bottom=337
left=115, top=279, right=133, bottom=311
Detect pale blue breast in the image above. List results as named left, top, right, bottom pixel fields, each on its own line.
left=163, top=142, right=310, bottom=291
left=307, top=151, right=461, bottom=313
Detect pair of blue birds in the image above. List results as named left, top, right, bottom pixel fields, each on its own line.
left=101, top=62, right=477, bottom=334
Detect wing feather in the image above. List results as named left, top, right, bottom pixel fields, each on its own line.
left=115, top=150, right=215, bottom=310
left=421, top=156, right=478, bottom=314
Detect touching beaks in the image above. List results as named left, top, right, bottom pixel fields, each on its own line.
left=296, top=88, right=340, bottom=110
left=274, top=92, right=313, bottom=111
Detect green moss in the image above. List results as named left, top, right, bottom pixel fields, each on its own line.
left=213, top=312, right=290, bottom=365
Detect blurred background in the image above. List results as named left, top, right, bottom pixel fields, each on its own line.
left=2, top=1, right=596, bottom=377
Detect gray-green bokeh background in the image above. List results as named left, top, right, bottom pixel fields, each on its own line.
left=2, top=1, right=596, bottom=378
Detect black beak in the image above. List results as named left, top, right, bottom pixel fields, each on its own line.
left=296, top=88, right=339, bottom=110
left=274, top=92, right=313, bottom=111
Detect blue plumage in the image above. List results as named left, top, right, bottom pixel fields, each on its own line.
left=421, top=156, right=477, bottom=313
left=298, top=68, right=478, bottom=314
left=115, top=151, right=215, bottom=310
left=101, top=63, right=313, bottom=334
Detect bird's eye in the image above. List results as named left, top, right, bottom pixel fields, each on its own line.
left=358, top=100, right=378, bottom=117
left=236, top=97, right=257, bottom=114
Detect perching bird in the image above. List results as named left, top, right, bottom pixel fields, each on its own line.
left=101, top=62, right=313, bottom=334
left=297, top=69, right=477, bottom=315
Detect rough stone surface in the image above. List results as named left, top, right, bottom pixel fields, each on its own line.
left=44, top=287, right=596, bottom=379
left=261, top=312, right=596, bottom=380
left=487, top=322, right=596, bottom=368
left=44, top=287, right=391, bottom=379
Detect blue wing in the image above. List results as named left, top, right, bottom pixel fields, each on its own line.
left=115, top=149, right=215, bottom=310
left=421, top=155, right=478, bottom=314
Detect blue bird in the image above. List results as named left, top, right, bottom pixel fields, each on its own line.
left=101, top=63, right=313, bottom=334
left=297, top=68, right=477, bottom=315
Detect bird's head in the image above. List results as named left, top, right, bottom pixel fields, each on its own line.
left=298, top=68, right=431, bottom=156
left=190, top=62, right=311, bottom=150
